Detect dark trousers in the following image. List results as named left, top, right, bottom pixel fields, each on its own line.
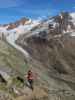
left=28, top=79, right=34, bottom=90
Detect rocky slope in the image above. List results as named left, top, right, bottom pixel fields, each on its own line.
left=0, top=34, right=49, bottom=100
left=16, top=12, right=75, bottom=99
left=0, top=12, right=75, bottom=100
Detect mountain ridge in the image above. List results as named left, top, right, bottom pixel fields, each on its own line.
left=0, top=12, right=75, bottom=100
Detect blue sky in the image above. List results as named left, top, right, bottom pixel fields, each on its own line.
left=0, top=0, right=75, bottom=24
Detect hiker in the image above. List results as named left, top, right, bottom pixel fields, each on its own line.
left=26, top=70, right=34, bottom=90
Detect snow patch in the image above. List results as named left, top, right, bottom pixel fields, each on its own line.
left=70, top=32, right=75, bottom=36
left=0, top=19, right=41, bottom=58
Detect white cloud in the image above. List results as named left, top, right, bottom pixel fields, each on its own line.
left=70, top=12, right=75, bottom=18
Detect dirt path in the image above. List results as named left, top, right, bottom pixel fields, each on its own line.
left=15, top=86, right=48, bottom=100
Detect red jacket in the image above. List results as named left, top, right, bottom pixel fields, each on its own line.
left=27, top=71, right=34, bottom=80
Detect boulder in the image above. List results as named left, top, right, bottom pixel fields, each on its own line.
left=0, top=70, right=12, bottom=85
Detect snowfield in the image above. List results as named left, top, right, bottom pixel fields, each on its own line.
left=0, top=13, right=75, bottom=57
left=0, top=19, right=41, bottom=58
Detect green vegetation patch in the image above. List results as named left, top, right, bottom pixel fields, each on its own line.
left=0, top=40, right=29, bottom=76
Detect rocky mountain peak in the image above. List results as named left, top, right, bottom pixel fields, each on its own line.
left=6, top=17, right=29, bottom=30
